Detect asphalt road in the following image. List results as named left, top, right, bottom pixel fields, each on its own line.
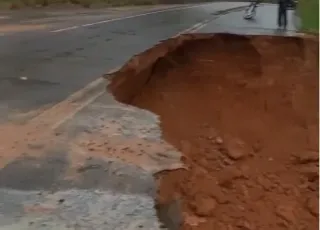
left=0, top=3, right=251, bottom=230
left=0, top=3, right=298, bottom=230
left=0, top=2, right=246, bottom=118
left=198, top=4, right=297, bottom=34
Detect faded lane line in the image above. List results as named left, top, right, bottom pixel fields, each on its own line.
left=29, top=76, right=106, bottom=125
left=174, top=19, right=211, bottom=37
left=50, top=3, right=209, bottom=33
left=50, top=90, right=104, bottom=130
left=51, top=25, right=79, bottom=33
left=176, top=5, right=247, bottom=35
left=30, top=18, right=212, bottom=131
left=188, top=20, right=210, bottom=32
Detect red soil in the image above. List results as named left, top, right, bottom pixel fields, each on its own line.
left=109, top=33, right=319, bottom=230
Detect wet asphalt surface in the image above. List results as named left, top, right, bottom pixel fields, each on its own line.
left=0, top=3, right=295, bottom=116
left=0, top=2, right=245, bottom=116
left=0, top=3, right=298, bottom=230
left=198, top=4, right=297, bottom=34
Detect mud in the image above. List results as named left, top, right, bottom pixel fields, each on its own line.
left=108, top=33, right=319, bottom=230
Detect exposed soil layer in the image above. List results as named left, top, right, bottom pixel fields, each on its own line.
left=108, top=33, right=319, bottom=230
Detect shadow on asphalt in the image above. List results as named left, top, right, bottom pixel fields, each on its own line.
left=0, top=152, right=156, bottom=196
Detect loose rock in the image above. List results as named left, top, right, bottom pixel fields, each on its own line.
left=191, top=195, right=217, bottom=217
left=224, top=138, right=249, bottom=160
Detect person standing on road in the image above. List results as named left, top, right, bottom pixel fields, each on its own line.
left=243, top=0, right=260, bottom=20
left=250, top=0, right=260, bottom=12
left=278, top=0, right=289, bottom=29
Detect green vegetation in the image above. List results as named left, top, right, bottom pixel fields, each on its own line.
left=298, top=0, right=319, bottom=32
left=0, top=0, right=158, bottom=9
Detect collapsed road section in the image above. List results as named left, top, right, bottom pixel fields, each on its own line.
left=108, top=33, right=319, bottom=230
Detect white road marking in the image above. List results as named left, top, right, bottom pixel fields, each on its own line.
left=50, top=4, right=209, bottom=33
left=51, top=25, right=79, bottom=33
left=174, top=19, right=211, bottom=36
left=29, top=75, right=106, bottom=124
left=33, top=18, right=212, bottom=130
left=189, top=20, right=210, bottom=32
left=50, top=90, right=104, bottom=130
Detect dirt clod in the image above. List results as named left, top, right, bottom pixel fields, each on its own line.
left=293, top=151, right=319, bottom=164
left=305, top=196, right=319, bottom=217
left=109, top=33, right=319, bottom=230
left=215, top=137, right=223, bottom=145
left=299, top=166, right=319, bottom=182
left=275, top=204, right=297, bottom=224
left=235, top=219, right=255, bottom=230
left=190, top=195, right=217, bottom=217
left=224, top=138, right=249, bottom=160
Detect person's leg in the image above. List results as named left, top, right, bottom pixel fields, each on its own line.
left=283, top=8, right=288, bottom=29
left=277, top=4, right=282, bottom=27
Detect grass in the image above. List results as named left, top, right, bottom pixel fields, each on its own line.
left=0, top=0, right=159, bottom=9
left=297, top=0, right=319, bottom=32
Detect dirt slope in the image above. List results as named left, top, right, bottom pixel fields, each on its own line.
left=108, top=33, right=319, bottom=230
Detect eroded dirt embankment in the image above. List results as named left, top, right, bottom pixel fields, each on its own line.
left=108, top=33, right=319, bottom=230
